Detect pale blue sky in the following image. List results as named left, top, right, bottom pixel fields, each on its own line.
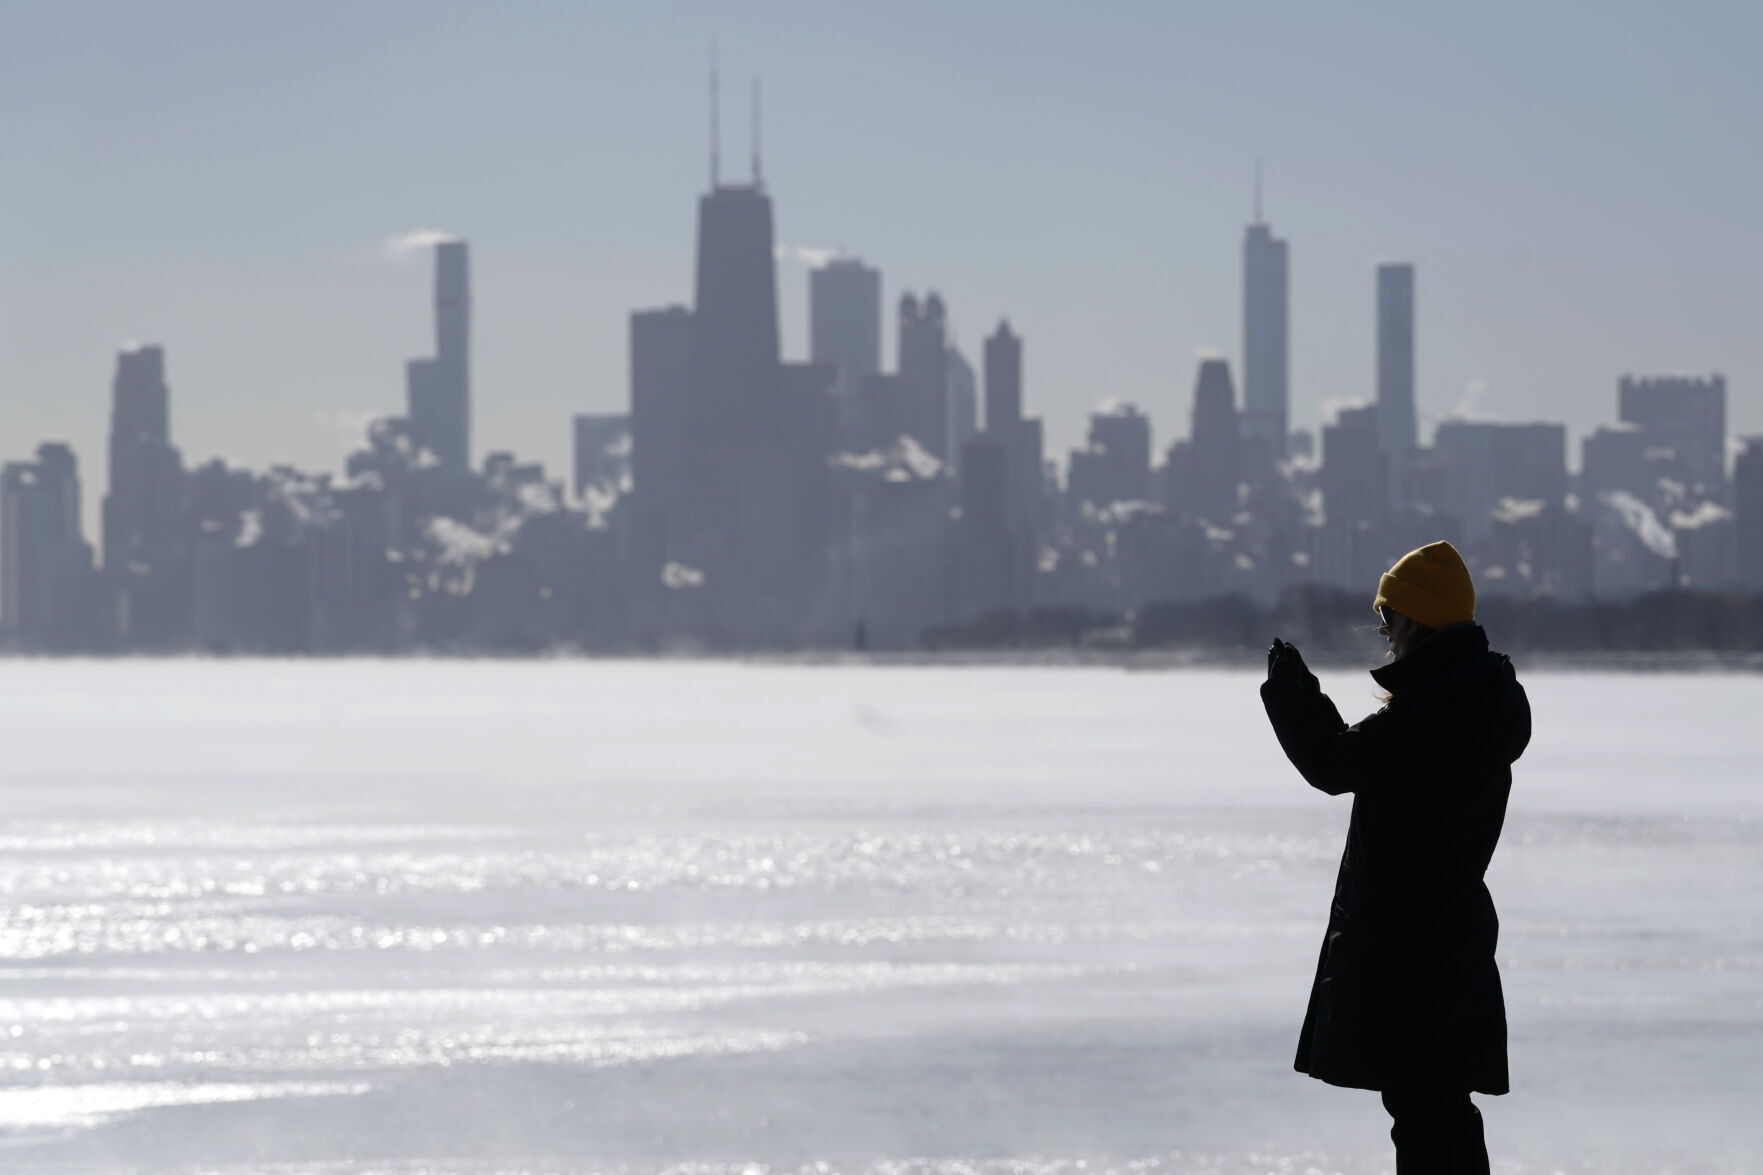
left=2, top=0, right=1758, bottom=515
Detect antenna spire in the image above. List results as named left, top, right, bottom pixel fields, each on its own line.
left=751, top=76, right=763, bottom=187
left=709, top=40, right=721, bottom=188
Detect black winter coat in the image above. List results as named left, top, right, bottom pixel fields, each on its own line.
left=1260, top=623, right=1531, bottom=1095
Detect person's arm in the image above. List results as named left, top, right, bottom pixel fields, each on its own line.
left=1261, top=641, right=1411, bottom=796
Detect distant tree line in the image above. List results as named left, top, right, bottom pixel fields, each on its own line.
left=920, top=586, right=1763, bottom=656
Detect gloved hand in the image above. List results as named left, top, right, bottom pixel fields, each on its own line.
left=1266, top=637, right=1316, bottom=689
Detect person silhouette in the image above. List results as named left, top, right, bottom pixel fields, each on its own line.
left=1262, top=541, right=1531, bottom=1175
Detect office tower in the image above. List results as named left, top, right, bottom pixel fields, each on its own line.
left=434, top=240, right=471, bottom=469
left=1434, top=420, right=1568, bottom=545
left=100, top=345, right=190, bottom=645
left=1321, top=405, right=1387, bottom=528
left=1242, top=192, right=1290, bottom=460
left=945, top=345, right=978, bottom=471
left=897, top=291, right=950, bottom=461
left=1580, top=424, right=1652, bottom=504
left=952, top=435, right=1024, bottom=620
left=1068, top=403, right=1152, bottom=509
left=1188, top=358, right=1240, bottom=524
left=982, top=319, right=1042, bottom=535
left=1376, top=263, right=1417, bottom=498
left=1736, top=438, right=1763, bottom=591
left=984, top=320, right=1023, bottom=433
left=629, top=306, right=694, bottom=557
left=1618, top=374, right=1727, bottom=495
left=686, top=177, right=782, bottom=550
left=2, top=443, right=94, bottom=649
left=573, top=413, right=631, bottom=502
left=102, top=345, right=186, bottom=573
left=810, top=258, right=881, bottom=388
left=403, top=240, right=472, bottom=472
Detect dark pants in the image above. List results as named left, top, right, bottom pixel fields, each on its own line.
left=1380, top=1089, right=1489, bottom=1175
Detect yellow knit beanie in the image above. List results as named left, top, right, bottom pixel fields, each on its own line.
left=1374, top=541, right=1476, bottom=630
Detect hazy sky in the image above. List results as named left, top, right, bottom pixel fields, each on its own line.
left=2, top=0, right=1758, bottom=518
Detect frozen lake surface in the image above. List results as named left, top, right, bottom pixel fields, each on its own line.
left=0, top=660, right=1756, bottom=1174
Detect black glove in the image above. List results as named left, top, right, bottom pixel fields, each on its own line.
left=1266, top=637, right=1315, bottom=688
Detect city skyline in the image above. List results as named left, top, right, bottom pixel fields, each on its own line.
left=3, top=3, right=1759, bottom=538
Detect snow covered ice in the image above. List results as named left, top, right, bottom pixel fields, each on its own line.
left=0, top=660, right=1755, bottom=1174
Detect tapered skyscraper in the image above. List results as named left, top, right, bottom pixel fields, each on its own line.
left=1376, top=262, right=1417, bottom=499
left=680, top=60, right=801, bottom=630
left=1242, top=181, right=1289, bottom=460
left=686, top=178, right=781, bottom=543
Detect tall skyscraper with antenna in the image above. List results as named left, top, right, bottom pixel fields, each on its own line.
left=1242, top=166, right=1289, bottom=461
left=684, top=56, right=790, bottom=620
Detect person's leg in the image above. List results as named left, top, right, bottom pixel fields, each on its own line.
left=1380, top=1089, right=1489, bottom=1175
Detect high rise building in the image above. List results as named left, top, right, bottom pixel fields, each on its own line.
left=1321, top=404, right=1387, bottom=528
left=810, top=258, right=881, bottom=388
left=1376, top=263, right=1417, bottom=499
left=2, top=443, right=95, bottom=649
left=1618, top=374, right=1727, bottom=496
left=405, top=240, right=472, bottom=472
left=1736, top=437, right=1763, bottom=591
left=1580, top=424, right=1653, bottom=504
left=1242, top=196, right=1290, bottom=461
left=982, top=319, right=1042, bottom=536
left=686, top=178, right=783, bottom=552
left=1434, top=420, right=1568, bottom=545
left=434, top=240, right=471, bottom=469
left=1187, top=358, right=1240, bottom=525
left=897, top=291, right=950, bottom=461
left=102, top=345, right=189, bottom=644
left=629, top=306, right=694, bottom=558
left=1068, top=403, right=1152, bottom=509
left=984, top=320, right=1022, bottom=433
left=951, top=435, right=1027, bottom=620
left=102, top=345, right=185, bottom=572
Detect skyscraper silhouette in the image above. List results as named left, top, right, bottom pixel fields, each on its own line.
left=103, top=346, right=181, bottom=571
left=1187, top=358, right=1240, bottom=525
left=629, top=305, right=695, bottom=565
left=810, top=258, right=881, bottom=386
left=810, top=257, right=880, bottom=449
left=1376, top=262, right=1417, bottom=501
left=1618, top=374, right=1727, bottom=495
left=102, top=345, right=190, bottom=644
left=897, top=291, right=950, bottom=461
left=682, top=64, right=802, bottom=631
left=983, top=319, right=1041, bottom=535
left=434, top=241, right=472, bottom=470
left=984, top=320, right=1022, bottom=434
left=405, top=240, right=472, bottom=473
left=1242, top=179, right=1290, bottom=460
left=1, top=442, right=93, bottom=650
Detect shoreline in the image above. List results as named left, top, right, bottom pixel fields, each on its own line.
left=1, top=648, right=1760, bottom=672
